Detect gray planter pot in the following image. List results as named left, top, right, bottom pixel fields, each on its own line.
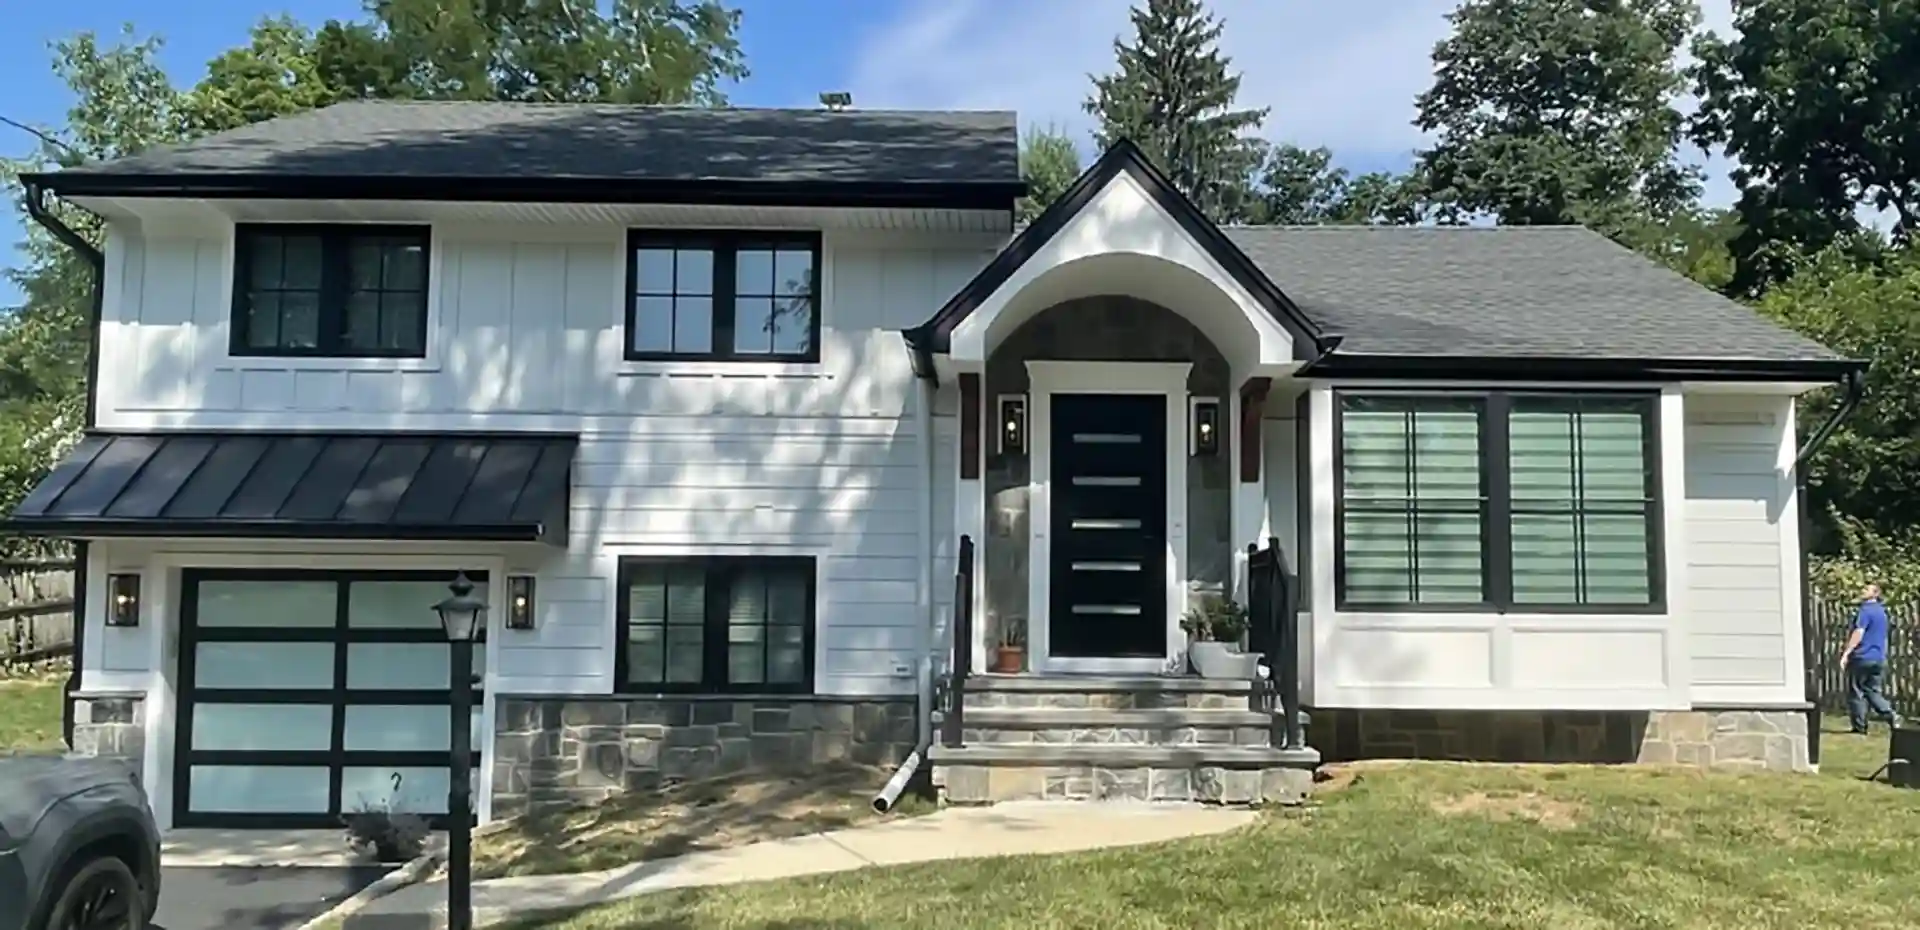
left=1188, top=641, right=1261, bottom=679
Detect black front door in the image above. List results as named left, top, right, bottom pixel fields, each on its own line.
left=1049, top=393, right=1167, bottom=658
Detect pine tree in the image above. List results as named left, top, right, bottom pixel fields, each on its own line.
left=1085, top=0, right=1266, bottom=223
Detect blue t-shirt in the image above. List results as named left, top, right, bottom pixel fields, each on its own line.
left=1853, top=600, right=1890, bottom=664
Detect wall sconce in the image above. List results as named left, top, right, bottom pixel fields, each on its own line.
left=107, top=573, right=141, bottom=627
left=506, top=575, right=536, bottom=630
left=1191, top=398, right=1221, bottom=456
left=997, top=395, right=1027, bottom=457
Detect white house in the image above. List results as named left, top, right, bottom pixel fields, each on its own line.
left=13, top=101, right=1861, bottom=828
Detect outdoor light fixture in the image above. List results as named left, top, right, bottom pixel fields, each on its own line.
left=1192, top=398, right=1221, bottom=456
left=506, top=576, right=536, bottom=630
left=433, top=572, right=489, bottom=930
left=998, top=395, right=1027, bottom=457
left=106, top=573, right=140, bottom=627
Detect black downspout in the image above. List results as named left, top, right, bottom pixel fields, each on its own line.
left=22, top=181, right=105, bottom=749
left=1795, top=366, right=1867, bottom=768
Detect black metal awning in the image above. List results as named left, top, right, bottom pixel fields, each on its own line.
left=8, top=431, right=577, bottom=544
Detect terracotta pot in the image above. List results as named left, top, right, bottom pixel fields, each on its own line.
left=991, top=646, right=1024, bottom=673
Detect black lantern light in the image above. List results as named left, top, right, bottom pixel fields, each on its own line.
left=106, top=573, right=141, bottom=627
left=506, top=575, right=536, bottom=630
left=432, top=572, right=487, bottom=930
left=1193, top=398, right=1221, bottom=456
left=998, top=395, right=1027, bottom=457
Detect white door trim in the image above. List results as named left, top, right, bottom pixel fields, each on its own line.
left=1026, top=360, right=1190, bottom=674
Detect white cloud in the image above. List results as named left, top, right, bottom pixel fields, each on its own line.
left=845, top=0, right=1742, bottom=205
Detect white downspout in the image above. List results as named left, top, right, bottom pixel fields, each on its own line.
left=875, top=371, right=939, bottom=814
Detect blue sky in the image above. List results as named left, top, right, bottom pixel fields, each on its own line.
left=0, top=0, right=1740, bottom=299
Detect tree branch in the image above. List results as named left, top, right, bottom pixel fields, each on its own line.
left=0, top=115, right=78, bottom=161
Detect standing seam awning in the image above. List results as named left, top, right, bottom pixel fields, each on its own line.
left=7, top=430, right=577, bottom=544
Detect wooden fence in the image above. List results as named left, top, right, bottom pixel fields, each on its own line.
left=0, top=560, right=74, bottom=667
left=1810, top=599, right=1920, bottom=718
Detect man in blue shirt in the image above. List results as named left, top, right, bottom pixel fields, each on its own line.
left=1841, top=583, right=1902, bottom=734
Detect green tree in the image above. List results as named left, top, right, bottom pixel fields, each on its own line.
left=1017, top=125, right=1082, bottom=224
left=1757, top=246, right=1920, bottom=553
left=183, top=17, right=345, bottom=133
left=1414, top=0, right=1701, bottom=232
left=1327, top=171, right=1424, bottom=226
left=1252, top=144, right=1346, bottom=225
left=1691, top=0, right=1920, bottom=295
left=1085, top=0, right=1267, bottom=223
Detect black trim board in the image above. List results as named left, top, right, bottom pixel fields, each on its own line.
left=902, top=139, right=1329, bottom=374
left=24, top=172, right=1025, bottom=213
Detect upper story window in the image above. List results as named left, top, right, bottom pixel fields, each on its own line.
left=626, top=232, right=820, bottom=362
left=1335, top=391, right=1661, bottom=612
left=232, top=225, right=430, bottom=358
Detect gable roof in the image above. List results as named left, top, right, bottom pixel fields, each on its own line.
left=28, top=101, right=1024, bottom=209
left=904, top=138, right=1328, bottom=364
left=1225, top=225, right=1854, bottom=378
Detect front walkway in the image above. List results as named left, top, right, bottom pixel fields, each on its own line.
left=352, top=802, right=1255, bottom=926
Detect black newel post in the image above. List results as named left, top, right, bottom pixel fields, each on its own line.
left=433, top=572, right=486, bottom=930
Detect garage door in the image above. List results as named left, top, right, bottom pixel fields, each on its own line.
left=174, top=569, right=485, bottom=828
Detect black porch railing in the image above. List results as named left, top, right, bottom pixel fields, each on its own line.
left=940, top=534, right=975, bottom=749
left=1247, top=536, right=1304, bottom=750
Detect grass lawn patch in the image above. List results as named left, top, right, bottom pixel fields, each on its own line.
left=505, top=732, right=1920, bottom=930
left=0, top=675, right=65, bottom=751
left=474, top=761, right=932, bottom=880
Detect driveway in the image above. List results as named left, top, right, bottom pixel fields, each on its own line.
left=153, top=865, right=390, bottom=930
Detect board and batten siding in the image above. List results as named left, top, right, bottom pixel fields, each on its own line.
left=91, top=220, right=996, bottom=697
left=1682, top=393, right=1802, bottom=706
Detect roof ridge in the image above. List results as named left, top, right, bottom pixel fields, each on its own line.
left=326, top=99, right=1019, bottom=116
left=1220, top=223, right=1594, bottom=232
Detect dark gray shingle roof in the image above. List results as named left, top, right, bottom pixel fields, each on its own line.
left=59, top=101, right=1019, bottom=185
left=1224, top=225, right=1841, bottom=362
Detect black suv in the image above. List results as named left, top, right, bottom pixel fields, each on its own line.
left=0, top=755, right=162, bottom=930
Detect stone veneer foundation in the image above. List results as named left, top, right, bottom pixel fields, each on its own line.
left=68, top=693, right=145, bottom=770
left=1311, top=707, right=1810, bottom=772
left=491, top=697, right=917, bottom=815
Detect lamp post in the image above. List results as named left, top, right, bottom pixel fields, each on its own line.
left=433, top=572, right=486, bottom=930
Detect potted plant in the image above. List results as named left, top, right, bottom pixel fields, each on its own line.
left=991, top=617, right=1026, bottom=673
left=343, top=803, right=429, bottom=863
left=1181, top=594, right=1255, bottom=679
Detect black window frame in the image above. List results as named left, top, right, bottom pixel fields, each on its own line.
left=230, top=223, right=432, bottom=360
left=613, top=555, right=817, bottom=695
left=624, top=230, right=823, bottom=363
left=1332, top=389, right=1665, bottom=615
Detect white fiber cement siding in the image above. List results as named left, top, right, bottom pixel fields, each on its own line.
left=1682, top=393, right=1801, bottom=705
left=92, top=219, right=996, bottom=697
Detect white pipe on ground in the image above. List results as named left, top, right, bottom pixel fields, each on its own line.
left=872, top=748, right=924, bottom=813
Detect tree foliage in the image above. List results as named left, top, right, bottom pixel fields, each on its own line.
left=1085, top=0, right=1266, bottom=223
left=1017, top=126, right=1083, bottom=225
left=1691, top=0, right=1920, bottom=295
left=1250, top=144, right=1422, bottom=226
left=1414, top=0, right=1701, bottom=233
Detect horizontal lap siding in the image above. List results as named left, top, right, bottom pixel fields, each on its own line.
left=1683, top=395, right=1796, bottom=699
left=97, top=220, right=996, bottom=698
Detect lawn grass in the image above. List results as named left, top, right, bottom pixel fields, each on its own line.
left=474, top=761, right=934, bottom=880
left=0, top=675, right=65, bottom=751
left=506, top=723, right=1920, bottom=930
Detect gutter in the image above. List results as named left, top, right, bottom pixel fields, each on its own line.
left=875, top=369, right=939, bottom=814
left=1795, top=365, right=1868, bottom=769
left=22, top=181, right=105, bottom=748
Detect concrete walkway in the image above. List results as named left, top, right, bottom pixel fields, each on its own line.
left=349, top=802, right=1255, bottom=928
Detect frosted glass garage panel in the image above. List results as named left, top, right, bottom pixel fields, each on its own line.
left=189, top=765, right=330, bottom=813
left=341, top=766, right=477, bottom=816
left=194, top=642, right=335, bottom=690
left=343, top=705, right=483, bottom=752
left=195, top=580, right=336, bottom=627
left=191, top=704, right=334, bottom=751
left=346, top=642, right=487, bottom=690
left=351, top=580, right=486, bottom=629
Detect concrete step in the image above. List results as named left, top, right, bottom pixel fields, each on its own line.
left=929, top=744, right=1315, bottom=768
left=959, top=675, right=1259, bottom=711
left=929, top=743, right=1320, bottom=806
left=965, top=674, right=1253, bottom=693
left=946, top=706, right=1276, bottom=749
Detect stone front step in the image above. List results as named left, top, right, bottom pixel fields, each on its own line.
left=930, top=744, right=1319, bottom=805
left=961, top=674, right=1256, bottom=710
left=952, top=707, right=1275, bottom=748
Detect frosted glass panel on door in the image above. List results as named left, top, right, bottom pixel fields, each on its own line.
left=351, top=580, right=485, bottom=629
left=189, top=765, right=330, bottom=813
left=191, top=704, right=334, bottom=751
left=196, top=581, right=336, bottom=628
left=341, top=766, right=476, bottom=816
left=347, top=643, right=449, bottom=689
left=343, top=705, right=482, bottom=752
left=194, top=642, right=335, bottom=689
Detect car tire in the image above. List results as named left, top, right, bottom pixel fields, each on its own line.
left=41, top=856, right=145, bottom=930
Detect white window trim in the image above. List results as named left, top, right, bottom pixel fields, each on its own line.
left=1027, top=360, right=1191, bottom=675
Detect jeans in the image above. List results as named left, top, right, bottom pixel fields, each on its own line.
left=1847, top=659, right=1899, bottom=731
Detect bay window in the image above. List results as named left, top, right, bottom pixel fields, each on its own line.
left=1335, top=391, right=1661, bottom=611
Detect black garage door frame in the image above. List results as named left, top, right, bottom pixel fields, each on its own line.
left=174, top=568, right=485, bottom=829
